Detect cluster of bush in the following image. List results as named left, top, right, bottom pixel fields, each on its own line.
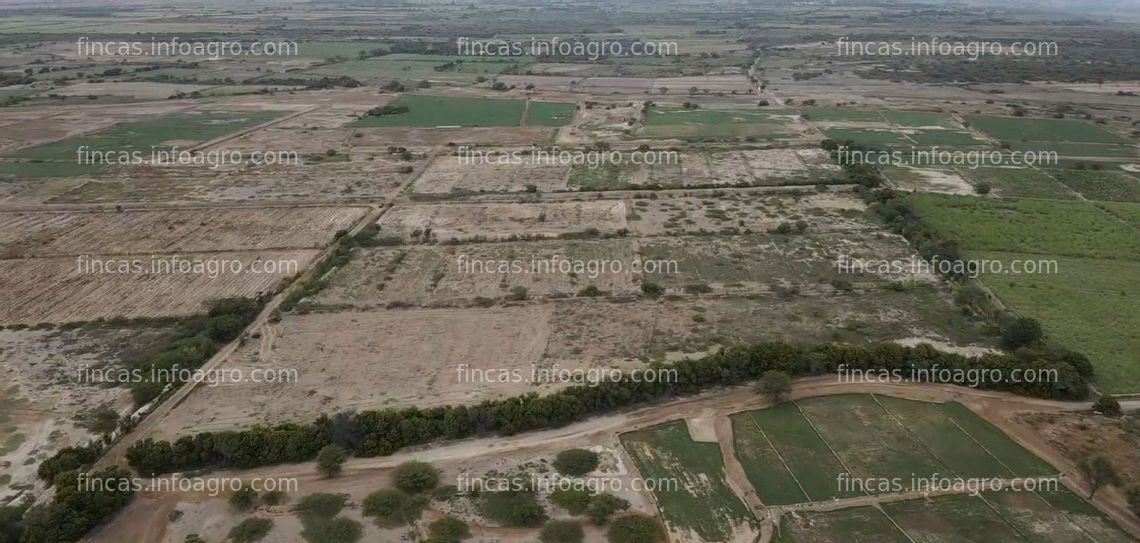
left=123, top=340, right=1089, bottom=477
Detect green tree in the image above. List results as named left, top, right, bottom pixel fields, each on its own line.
left=229, top=486, right=258, bottom=510
left=228, top=517, right=273, bottom=543
left=392, top=461, right=440, bottom=494
left=541, top=520, right=585, bottom=543
left=606, top=514, right=665, bottom=543
left=361, top=489, right=427, bottom=527
left=1079, top=455, right=1121, bottom=499
left=317, top=444, right=347, bottom=477
left=553, top=449, right=600, bottom=477
left=1093, top=395, right=1122, bottom=416
left=425, top=516, right=470, bottom=543
left=755, top=370, right=792, bottom=404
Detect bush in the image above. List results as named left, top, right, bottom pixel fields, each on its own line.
left=587, top=494, right=629, bottom=525
left=553, top=449, right=600, bottom=477
left=300, top=516, right=362, bottom=543
left=393, top=461, right=440, bottom=494
left=755, top=370, right=792, bottom=403
left=20, top=468, right=135, bottom=543
left=480, top=490, right=547, bottom=527
left=974, top=181, right=992, bottom=195
left=577, top=285, right=602, bottom=297
left=425, top=516, right=470, bottom=543
left=1093, top=395, right=1122, bottom=417
left=361, top=489, right=427, bottom=527
left=640, top=281, right=664, bottom=297
left=296, top=493, right=347, bottom=520
left=606, top=514, right=665, bottom=543
left=317, top=444, right=347, bottom=477
left=508, top=286, right=529, bottom=301
left=541, top=520, right=585, bottom=543
left=228, top=518, right=273, bottom=543
left=550, top=489, right=592, bottom=515
left=1000, top=316, right=1044, bottom=349
left=229, top=486, right=258, bottom=510
left=262, top=490, right=288, bottom=505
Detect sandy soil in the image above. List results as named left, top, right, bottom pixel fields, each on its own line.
left=379, top=200, right=629, bottom=241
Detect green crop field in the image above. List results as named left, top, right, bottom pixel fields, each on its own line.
left=11, top=110, right=281, bottom=162
left=991, top=489, right=1135, bottom=543
left=795, top=394, right=949, bottom=480
left=904, top=129, right=986, bottom=146
left=884, top=494, right=1027, bottom=543
left=822, top=127, right=912, bottom=146
left=621, top=420, right=756, bottom=542
left=1098, top=201, right=1140, bottom=228
left=958, top=168, right=1077, bottom=200
left=351, top=95, right=529, bottom=127
left=802, top=108, right=885, bottom=122
left=907, top=191, right=1140, bottom=391
left=907, top=194, right=1140, bottom=259
left=974, top=254, right=1140, bottom=395
left=966, top=116, right=1128, bottom=144
left=1011, top=141, right=1138, bottom=159
left=301, top=56, right=529, bottom=84
left=1051, top=170, right=1140, bottom=202
left=731, top=403, right=860, bottom=503
left=880, top=110, right=959, bottom=128
left=525, top=101, right=577, bottom=126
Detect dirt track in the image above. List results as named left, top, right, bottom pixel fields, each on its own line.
left=85, top=378, right=1140, bottom=543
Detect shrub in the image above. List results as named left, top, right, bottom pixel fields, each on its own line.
left=393, top=461, right=440, bottom=494
left=425, top=516, right=470, bottom=543
left=587, top=494, right=629, bottom=525
left=606, top=514, right=665, bottom=543
left=541, top=520, right=585, bottom=543
left=479, top=490, right=547, bottom=527
left=361, top=489, right=427, bottom=527
left=553, top=449, right=600, bottom=477
left=262, top=490, right=288, bottom=506
left=508, top=286, right=529, bottom=301
left=296, top=493, right=347, bottom=520
left=640, top=281, right=664, bottom=297
left=1093, top=395, right=1122, bottom=417
left=577, top=285, right=602, bottom=297
left=317, top=444, right=347, bottom=477
left=999, top=316, right=1044, bottom=349
left=229, top=486, right=258, bottom=510
left=755, top=370, right=792, bottom=403
left=550, top=489, right=592, bottom=515
left=300, top=516, right=362, bottom=543
left=228, top=518, right=273, bottom=543
left=974, top=181, right=992, bottom=195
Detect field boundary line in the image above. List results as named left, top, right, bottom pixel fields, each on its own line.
left=791, top=400, right=863, bottom=486
left=870, top=394, right=959, bottom=476
left=933, top=402, right=1024, bottom=478
left=875, top=504, right=920, bottom=543
left=1036, top=167, right=1140, bottom=233
left=743, top=411, right=812, bottom=502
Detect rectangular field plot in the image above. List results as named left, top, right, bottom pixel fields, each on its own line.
left=874, top=395, right=1013, bottom=478
left=802, top=108, right=885, bottom=122
left=156, top=306, right=555, bottom=437
left=884, top=494, right=1030, bottom=543
left=621, top=420, right=758, bottom=543
left=1051, top=170, right=1140, bottom=202
left=795, top=394, right=948, bottom=481
left=413, top=152, right=570, bottom=193
left=12, top=109, right=283, bottom=161
left=880, top=110, right=959, bottom=128
left=0, top=250, right=316, bottom=325
left=974, top=254, right=1140, bottom=395
left=938, top=402, right=1057, bottom=476
left=626, top=191, right=872, bottom=237
left=958, top=168, right=1076, bottom=200
left=1012, top=141, right=1138, bottom=159
left=907, top=194, right=1140, bottom=260
left=988, top=489, right=1134, bottom=543
left=378, top=201, right=629, bottom=242
left=352, top=95, right=574, bottom=128
left=525, top=101, right=577, bottom=127
left=965, top=116, right=1128, bottom=144
left=822, top=127, right=912, bottom=146
left=731, top=403, right=858, bottom=504
left=0, top=206, right=367, bottom=258
left=639, top=107, right=799, bottom=140
left=778, top=506, right=909, bottom=543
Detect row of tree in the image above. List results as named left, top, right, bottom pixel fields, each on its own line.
left=125, top=340, right=1090, bottom=476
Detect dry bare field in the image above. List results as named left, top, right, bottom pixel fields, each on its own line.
left=379, top=200, right=629, bottom=241
left=156, top=306, right=554, bottom=437
left=413, top=150, right=571, bottom=193
left=0, top=250, right=317, bottom=325
left=0, top=206, right=368, bottom=258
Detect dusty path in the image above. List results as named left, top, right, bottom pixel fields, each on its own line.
left=715, top=414, right=768, bottom=514
left=85, top=379, right=1140, bottom=543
